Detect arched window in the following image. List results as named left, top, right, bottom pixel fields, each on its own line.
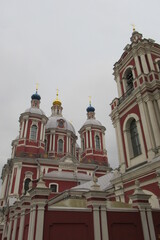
left=50, top=183, right=58, bottom=192
left=125, top=68, right=133, bottom=90
left=58, top=139, right=63, bottom=153
left=24, top=178, right=31, bottom=195
left=30, top=125, right=37, bottom=140
left=95, top=135, right=100, bottom=150
left=130, top=119, right=141, bottom=157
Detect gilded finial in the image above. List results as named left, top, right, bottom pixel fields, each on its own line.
left=131, top=24, right=136, bottom=32
left=53, top=88, right=61, bottom=106
left=36, top=83, right=39, bottom=93
left=89, top=96, right=91, bottom=105
left=56, top=89, right=59, bottom=100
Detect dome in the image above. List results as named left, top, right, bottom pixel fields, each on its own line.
left=25, top=107, right=45, bottom=115
left=46, top=116, right=76, bottom=135
left=86, top=105, right=95, bottom=112
left=82, top=118, right=102, bottom=127
left=31, top=91, right=41, bottom=101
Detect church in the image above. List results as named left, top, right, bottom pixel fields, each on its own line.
left=0, top=29, right=160, bottom=240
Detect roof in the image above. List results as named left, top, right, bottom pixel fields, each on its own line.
left=25, top=107, right=45, bottom=115
left=72, top=172, right=114, bottom=191
left=44, top=170, right=92, bottom=181
left=46, top=115, right=76, bottom=135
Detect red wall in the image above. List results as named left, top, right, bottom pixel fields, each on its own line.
left=107, top=210, right=144, bottom=240
left=43, top=210, right=94, bottom=240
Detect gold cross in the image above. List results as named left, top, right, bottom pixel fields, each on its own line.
left=89, top=96, right=91, bottom=105
left=36, top=83, right=39, bottom=92
left=131, top=24, right=136, bottom=32
left=56, top=89, right=59, bottom=99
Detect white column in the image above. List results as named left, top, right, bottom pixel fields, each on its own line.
left=27, top=205, right=36, bottom=240
left=140, top=210, right=150, bottom=240
left=154, top=100, right=160, bottom=129
left=93, top=206, right=101, bottom=240
left=35, top=204, right=45, bottom=240
left=24, top=119, right=29, bottom=138
left=0, top=174, right=8, bottom=198
left=115, top=119, right=125, bottom=166
left=40, top=123, right=43, bottom=141
left=157, top=98, right=160, bottom=112
left=102, top=133, right=106, bottom=150
left=140, top=55, right=149, bottom=74
left=101, top=206, right=109, bottom=240
left=49, top=134, right=52, bottom=151
left=7, top=217, right=13, bottom=240
left=42, top=126, right=45, bottom=141
left=116, top=75, right=122, bottom=97
left=147, top=53, right=155, bottom=71
left=18, top=209, right=25, bottom=240
left=14, top=164, right=22, bottom=195
left=11, top=214, right=18, bottom=240
left=20, top=121, right=25, bottom=138
left=68, top=137, right=71, bottom=153
left=134, top=55, right=141, bottom=76
left=138, top=100, right=152, bottom=151
left=2, top=216, right=7, bottom=240
left=90, top=130, right=92, bottom=148
left=66, top=136, right=68, bottom=153
left=86, top=131, right=88, bottom=148
left=147, top=100, right=160, bottom=146
left=53, top=134, right=55, bottom=152
left=146, top=209, right=156, bottom=240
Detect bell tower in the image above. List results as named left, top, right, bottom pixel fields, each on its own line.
left=15, top=89, right=48, bottom=158
left=110, top=29, right=160, bottom=172
left=79, top=100, right=108, bottom=166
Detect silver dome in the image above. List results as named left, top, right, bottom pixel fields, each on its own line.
left=46, top=116, right=76, bottom=135
left=25, top=107, right=45, bottom=115
left=82, top=119, right=102, bottom=127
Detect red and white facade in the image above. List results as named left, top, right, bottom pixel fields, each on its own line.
left=0, top=29, right=160, bottom=240
left=110, top=29, right=160, bottom=207
left=79, top=103, right=108, bottom=166
left=0, top=91, right=110, bottom=209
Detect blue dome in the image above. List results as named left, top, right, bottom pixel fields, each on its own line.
left=86, top=104, right=95, bottom=112
left=31, top=91, right=41, bottom=101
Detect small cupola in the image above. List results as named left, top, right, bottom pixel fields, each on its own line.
left=51, top=89, right=63, bottom=116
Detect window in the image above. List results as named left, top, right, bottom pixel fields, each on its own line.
left=50, top=184, right=58, bottom=192
left=130, top=119, right=141, bottom=157
left=157, top=60, right=160, bottom=71
left=125, top=68, right=133, bottom=90
left=58, top=119, right=64, bottom=128
left=30, top=125, right=37, bottom=140
left=44, top=139, right=47, bottom=151
left=58, top=139, right=63, bottom=153
left=82, top=138, right=85, bottom=151
left=24, top=178, right=31, bottom=195
left=95, top=135, right=100, bottom=150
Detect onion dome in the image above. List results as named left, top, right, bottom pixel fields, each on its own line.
left=86, top=104, right=95, bottom=113
left=24, top=88, right=46, bottom=116
left=31, top=91, right=41, bottom=101
left=53, top=89, right=61, bottom=106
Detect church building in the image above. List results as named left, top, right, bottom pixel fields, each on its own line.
left=0, top=29, right=160, bottom=240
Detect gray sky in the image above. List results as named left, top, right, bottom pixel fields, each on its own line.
left=0, top=0, right=160, bottom=174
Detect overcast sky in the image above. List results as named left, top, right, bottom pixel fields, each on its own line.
left=0, top=0, right=160, bottom=174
